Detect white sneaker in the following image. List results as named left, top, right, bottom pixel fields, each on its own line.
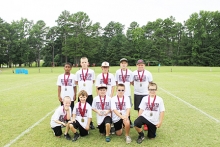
left=126, top=136, right=132, bottom=144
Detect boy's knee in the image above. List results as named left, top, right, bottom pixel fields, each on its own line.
left=134, top=119, right=141, bottom=128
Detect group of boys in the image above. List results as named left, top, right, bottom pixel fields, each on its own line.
left=50, top=57, right=165, bottom=144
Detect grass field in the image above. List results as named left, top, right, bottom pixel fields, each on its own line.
left=0, top=66, right=220, bottom=147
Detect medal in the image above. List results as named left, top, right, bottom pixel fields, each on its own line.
left=64, top=74, right=70, bottom=88
left=117, top=95, right=124, bottom=111
left=140, top=83, right=142, bottom=87
left=81, top=118, right=84, bottom=122
left=138, top=70, right=145, bottom=85
left=65, top=87, right=67, bottom=91
left=150, top=112, right=153, bottom=116
left=148, top=95, right=156, bottom=117
left=79, top=102, right=87, bottom=122
left=102, top=73, right=109, bottom=85
left=83, top=83, right=86, bottom=86
left=82, top=69, right=88, bottom=84
left=100, top=111, right=105, bottom=115
left=121, top=69, right=127, bottom=83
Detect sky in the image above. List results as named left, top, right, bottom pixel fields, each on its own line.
left=1, top=0, right=220, bottom=29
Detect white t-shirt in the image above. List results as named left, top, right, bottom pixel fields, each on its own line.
left=132, top=70, right=153, bottom=95
left=92, top=95, right=111, bottom=125
left=95, top=73, right=116, bottom=97
left=115, top=69, right=133, bottom=96
left=75, top=68, right=95, bottom=95
left=50, top=106, right=72, bottom=128
left=111, top=95, right=131, bottom=123
left=73, top=102, right=92, bottom=128
left=139, top=95, right=165, bottom=125
left=57, top=73, right=76, bottom=101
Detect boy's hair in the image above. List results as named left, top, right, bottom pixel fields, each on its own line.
left=117, top=83, right=125, bottom=89
left=78, top=90, right=88, bottom=98
left=64, top=62, right=72, bottom=67
left=80, top=57, right=88, bottom=62
left=63, top=96, right=71, bottom=102
left=148, top=82, right=157, bottom=90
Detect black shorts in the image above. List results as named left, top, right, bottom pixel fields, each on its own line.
left=134, top=116, right=157, bottom=138
left=98, top=116, right=112, bottom=134
left=51, top=126, right=62, bottom=136
left=134, top=94, right=147, bottom=110
left=61, top=101, right=74, bottom=111
left=78, top=95, right=93, bottom=106
left=113, top=119, right=124, bottom=131
left=71, top=120, right=89, bottom=137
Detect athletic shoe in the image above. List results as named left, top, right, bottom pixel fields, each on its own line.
left=106, top=136, right=111, bottom=142
left=90, top=122, right=95, bottom=130
left=136, top=135, right=144, bottom=144
left=126, top=136, right=132, bottom=144
left=64, top=133, right=71, bottom=140
left=110, top=126, right=115, bottom=134
left=72, top=132, right=80, bottom=142
left=143, top=124, right=148, bottom=131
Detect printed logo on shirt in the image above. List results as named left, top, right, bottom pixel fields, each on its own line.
left=79, top=73, right=92, bottom=81
left=114, top=102, right=126, bottom=110
left=95, top=102, right=111, bottom=110
left=76, top=108, right=89, bottom=117
left=61, top=79, right=73, bottom=86
left=134, top=75, right=146, bottom=82
left=118, top=75, right=130, bottom=82
left=58, top=115, right=65, bottom=122
left=99, top=79, right=112, bottom=85
left=144, top=102, right=159, bottom=111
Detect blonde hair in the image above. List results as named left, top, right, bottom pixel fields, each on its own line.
left=148, top=82, right=157, bottom=90
left=78, top=90, right=88, bottom=98
left=80, top=57, right=88, bottom=62
left=63, top=96, right=71, bottom=102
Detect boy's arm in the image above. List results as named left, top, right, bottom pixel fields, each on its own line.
left=138, top=109, right=144, bottom=116
left=113, top=109, right=123, bottom=119
left=54, top=120, right=66, bottom=126
left=156, top=111, right=164, bottom=128
left=58, top=86, right=62, bottom=102
left=126, top=108, right=130, bottom=118
left=73, top=86, right=77, bottom=101
left=110, top=86, right=115, bottom=98
left=96, top=86, right=99, bottom=95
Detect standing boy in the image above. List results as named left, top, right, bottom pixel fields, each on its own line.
left=111, top=84, right=132, bottom=144
left=50, top=96, right=72, bottom=140
left=75, top=57, right=95, bottom=129
left=68, top=90, right=92, bottom=141
left=134, top=82, right=165, bottom=144
left=115, top=58, right=133, bottom=128
left=57, top=62, right=76, bottom=111
left=92, top=84, right=112, bottom=142
left=132, top=59, right=153, bottom=131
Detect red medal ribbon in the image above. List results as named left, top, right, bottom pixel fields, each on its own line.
left=82, top=69, right=88, bottom=82
left=138, top=70, right=145, bottom=82
left=121, top=69, right=127, bottom=83
left=79, top=102, right=87, bottom=117
left=117, top=95, right=124, bottom=111
left=64, top=74, right=70, bottom=86
left=148, top=95, right=156, bottom=111
left=99, top=95, right=106, bottom=110
left=63, top=106, right=67, bottom=121
left=102, top=73, right=109, bottom=85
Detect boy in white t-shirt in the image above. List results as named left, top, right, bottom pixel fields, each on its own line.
left=57, top=62, right=76, bottom=111
left=134, top=82, right=165, bottom=144
left=75, top=57, right=95, bottom=129
left=111, top=84, right=132, bottom=144
left=95, top=61, right=116, bottom=97
left=68, top=90, right=92, bottom=141
left=92, top=84, right=112, bottom=142
left=115, top=58, right=133, bottom=128
left=50, top=96, right=72, bottom=140
left=132, top=59, right=153, bottom=131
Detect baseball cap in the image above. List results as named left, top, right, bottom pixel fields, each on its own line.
left=101, top=61, right=109, bottom=66
left=136, top=59, right=145, bottom=65
left=97, top=84, right=107, bottom=90
left=120, top=58, right=128, bottom=63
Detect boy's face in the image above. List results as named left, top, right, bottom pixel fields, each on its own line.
left=63, top=98, right=71, bottom=110
left=148, top=85, right=157, bottom=96
left=101, top=66, right=109, bottom=73
left=98, top=88, right=107, bottom=96
left=120, top=61, right=128, bottom=69
left=79, top=95, right=87, bottom=103
left=117, top=86, right=125, bottom=96
left=64, top=64, right=72, bottom=73
left=81, top=58, right=88, bottom=69
left=137, top=63, right=145, bottom=71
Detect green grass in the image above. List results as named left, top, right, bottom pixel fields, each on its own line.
left=1, top=66, right=220, bottom=147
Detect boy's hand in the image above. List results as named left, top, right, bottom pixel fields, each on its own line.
left=85, top=125, right=90, bottom=130
left=64, top=106, right=69, bottom=111
left=156, top=122, right=162, bottom=128
left=62, top=122, right=67, bottom=126
left=59, top=97, right=62, bottom=102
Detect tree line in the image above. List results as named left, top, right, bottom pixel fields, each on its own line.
left=0, top=10, right=220, bottom=67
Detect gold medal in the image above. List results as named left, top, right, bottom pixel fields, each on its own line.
left=81, top=118, right=84, bottom=122
left=150, top=112, right=153, bottom=116
left=83, top=83, right=86, bottom=86
left=140, top=83, right=142, bottom=87
left=65, top=87, right=67, bottom=91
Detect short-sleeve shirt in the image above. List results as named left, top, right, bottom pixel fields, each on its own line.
left=75, top=68, right=95, bottom=95
left=92, top=95, right=111, bottom=125
left=132, top=70, right=153, bottom=95
left=95, top=73, right=116, bottom=97
left=73, top=102, right=92, bottom=128
left=139, top=95, right=165, bottom=125
left=111, top=95, right=131, bottom=123
left=57, top=73, right=76, bottom=101
left=115, top=69, right=133, bottom=96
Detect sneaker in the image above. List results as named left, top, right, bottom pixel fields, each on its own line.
left=64, top=133, right=71, bottom=140
left=90, top=122, right=95, bottom=130
left=110, top=126, right=115, bottom=135
left=130, top=122, right=134, bottom=128
left=106, top=136, right=111, bottom=142
left=72, top=132, right=80, bottom=142
left=126, top=136, right=132, bottom=144
left=136, top=135, right=144, bottom=144
left=143, top=124, right=148, bottom=131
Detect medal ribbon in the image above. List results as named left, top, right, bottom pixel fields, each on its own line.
left=79, top=102, right=87, bottom=117
left=102, top=73, right=109, bottom=85
left=148, top=95, right=156, bottom=111
left=64, top=74, right=70, bottom=86
left=82, top=69, right=88, bottom=82
left=138, top=70, right=145, bottom=82
left=117, top=95, right=124, bottom=111
left=63, top=106, right=67, bottom=121
left=99, top=95, right=106, bottom=110
left=121, top=69, right=127, bottom=83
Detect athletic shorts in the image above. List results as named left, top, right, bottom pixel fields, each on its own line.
left=134, top=116, right=157, bottom=138
left=134, top=94, right=147, bottom=110
left=71, top=120, right=89, bottom=137
left=98, top=116, right=112, bottom=134
left=113, top=119, right=124, bottom=131
left=51, top=126, right=62, bottom=136
left=78, top=95, right=93, bottom=106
